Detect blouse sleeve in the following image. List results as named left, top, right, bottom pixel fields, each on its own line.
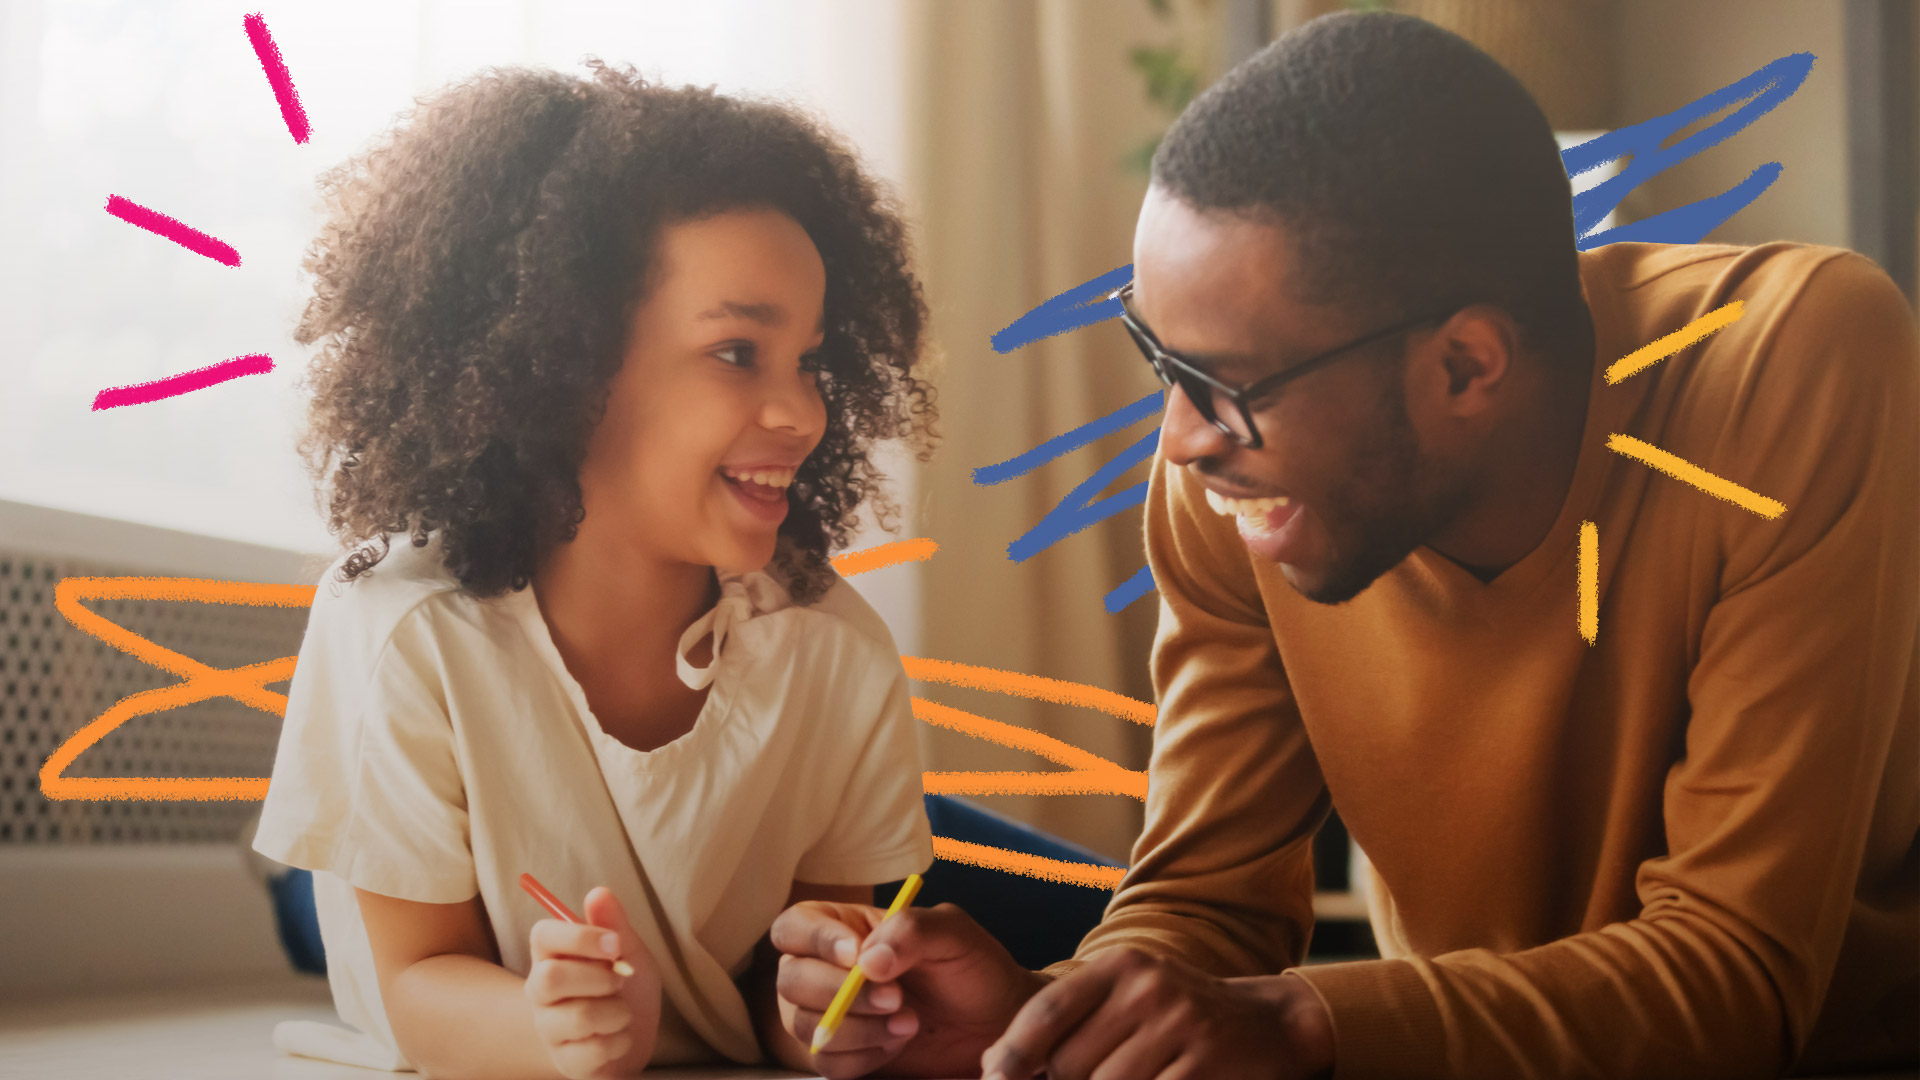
left=253, top=595, right=478, bottom=904
left=793, top=641, right=934, bottom=887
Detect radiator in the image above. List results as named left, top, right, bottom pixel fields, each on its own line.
left=0, top=498, right=322, bottom=1000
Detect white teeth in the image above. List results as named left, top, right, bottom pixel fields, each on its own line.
left=725, top=467, right=794, bottom=488
left=1203, top=489, right=1291, bottom=517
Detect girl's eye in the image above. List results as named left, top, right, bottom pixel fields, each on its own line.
left=714, top=342, right=756, bottom=369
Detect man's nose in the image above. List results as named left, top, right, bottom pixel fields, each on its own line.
left=1158, top=383, right=1235, bottom=468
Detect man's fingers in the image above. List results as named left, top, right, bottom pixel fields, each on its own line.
left=981, top=965, right=1111, bottom=1080
left=530, top=918, right=623, bottom=964
left=1080, top=1022, right=1181, bottom=1080
left=770, top=901, right=869, bottom=966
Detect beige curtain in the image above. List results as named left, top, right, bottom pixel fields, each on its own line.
left=1273, top=1, right=1618, bottom=129
left=897, top=0, right=1221, bottom=860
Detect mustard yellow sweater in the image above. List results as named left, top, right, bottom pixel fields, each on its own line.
left=1063, top=244, right=1918, bottom=1078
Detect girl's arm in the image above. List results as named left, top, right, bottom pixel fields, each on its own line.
left=747, top=881, right=876, bottom=1072
left=358, top=888, right=660, bottom=1080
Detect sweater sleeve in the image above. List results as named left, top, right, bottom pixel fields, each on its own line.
left=1046, top=449, right=1329, bottom=980
left=1293, top=253, right=1920, bottom=1079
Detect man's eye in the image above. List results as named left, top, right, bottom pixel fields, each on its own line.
left=714, top=343, right=756, bottom=368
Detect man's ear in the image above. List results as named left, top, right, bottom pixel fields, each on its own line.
left=1430, top=304, right=1520, bottom=412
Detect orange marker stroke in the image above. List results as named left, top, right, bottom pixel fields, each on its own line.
left=931, top=836, right=1124, bottom=890
left=44, top=577, right=317, bottom=801
left=1578, top=521, right=1599, bottom=645
left=913, top=697, right=1146, bottom=800
left=1607, top=433, right=1786, bottom=519
left=1604, top=301, right=1745, bottom=385
left=831, top=537, right=939, bottom=577
left=902, top=656, right=1156, bottom=728
left=45, top=546, right=1150, bottom=891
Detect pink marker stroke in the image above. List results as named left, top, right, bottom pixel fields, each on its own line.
left=243, top=13, right=310, bottom=144
left=103, top=195, right=241, bottom=266
left=92, top=354, right=275, bottom=411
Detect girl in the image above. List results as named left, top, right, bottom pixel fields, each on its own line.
left=253, top=62, right=936, bottom=1079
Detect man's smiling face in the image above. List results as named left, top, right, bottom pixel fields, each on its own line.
left=1132, top=185, right=1473, bottom=604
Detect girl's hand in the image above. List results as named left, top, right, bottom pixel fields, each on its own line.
left=525, top=886, right=663, bottom=1079
left=772, top=899, right=1047, bottom=1080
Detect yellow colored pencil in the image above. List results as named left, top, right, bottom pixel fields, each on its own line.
left=810, top=873, right=923, bottom=1054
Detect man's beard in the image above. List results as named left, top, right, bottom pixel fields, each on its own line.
left=1292, top=378, right=1459, bottom=606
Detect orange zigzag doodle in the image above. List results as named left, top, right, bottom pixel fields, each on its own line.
left=44, top=538, right=1146, bottom=889
left=43, top=576, right=316, bottom=801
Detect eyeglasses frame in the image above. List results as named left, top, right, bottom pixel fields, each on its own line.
left=1111, top=281, right=1458, bottom=450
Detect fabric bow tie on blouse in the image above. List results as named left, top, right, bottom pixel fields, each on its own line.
left=674, top=570, right=792, bottom=690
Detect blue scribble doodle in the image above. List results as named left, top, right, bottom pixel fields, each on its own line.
left=1564, top=53, right=1814, bottom=248
left=1103, top=565, right=1157, bottom=614
left=991, top=264, right=1134, bottom=354
left=974, top=392, right=1164, bottom=486
left=985, top=54, right=1814, bottom=613
left=1004, top=426, right=1159, bottom=565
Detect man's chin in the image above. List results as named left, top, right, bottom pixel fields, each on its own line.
left=1278, top=552, right=1400, bottom=606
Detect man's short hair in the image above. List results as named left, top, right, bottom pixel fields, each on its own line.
left=1153, top=12, right=1591, bottom=363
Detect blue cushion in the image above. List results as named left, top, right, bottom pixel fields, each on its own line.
left=269, top=794, right=1123, bottom=977
left=876, top=795, right=1121, bottom=971
left=268, top=866, right=328, bottom=976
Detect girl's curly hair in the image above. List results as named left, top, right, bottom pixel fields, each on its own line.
left=296, top=62, right=934, bottom=602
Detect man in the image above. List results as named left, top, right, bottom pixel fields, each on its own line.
left=773, top=13, right=1918, bottom=1079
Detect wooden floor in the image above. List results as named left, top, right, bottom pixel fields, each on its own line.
left=1, top=975, right=1910, bottom=1080
left=0, top=977, right=817, bottom=1079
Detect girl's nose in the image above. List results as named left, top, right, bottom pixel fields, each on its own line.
left=762, top=361, right=827, bottom=439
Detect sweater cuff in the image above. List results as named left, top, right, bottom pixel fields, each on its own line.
left=1291, top=959, right=1447, bottom=1078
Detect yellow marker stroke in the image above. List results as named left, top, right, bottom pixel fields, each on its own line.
left=1607, top=434, right=1786, bottom=519
left=1605, top=301, right=1745, bottom=384
left=1578, top=521, right=1598, bottom=645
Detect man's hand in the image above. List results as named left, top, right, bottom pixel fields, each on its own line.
left=980, top=948, right=1334, bottom=1080
left=525, top=886, right=662, bottom=1080
left=771, top=899, right=1048, bottom=1079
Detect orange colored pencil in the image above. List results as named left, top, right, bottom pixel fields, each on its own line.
left=519, top=872, right=636, bottom=977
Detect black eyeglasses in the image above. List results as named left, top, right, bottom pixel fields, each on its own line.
left=1113, top=282, right=1454, bottom=450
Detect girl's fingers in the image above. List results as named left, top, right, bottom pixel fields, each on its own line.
left=769, top=901, right=879, bottom=968
left=530, top=917, right=624, bottom=965
left=525, top=957, right=625, bottom=1006
left=813, top=1044, right=907, bottom=1080
left=775, top=954, right=904, bottom=1015
left=793, top=1006, right=918, bottom=1054
left=535, top=993, right=635, bottom=1045
left=552, top=1030, right=633, bottom=1080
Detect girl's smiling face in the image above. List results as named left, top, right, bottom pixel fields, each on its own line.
left=576, top=206, right=829, bottom=574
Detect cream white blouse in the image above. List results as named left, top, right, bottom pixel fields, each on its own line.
left=254, top=536, right=932, bottom=1070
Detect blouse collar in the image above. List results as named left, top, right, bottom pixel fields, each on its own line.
left=674, top=570, right=792, bottom=690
